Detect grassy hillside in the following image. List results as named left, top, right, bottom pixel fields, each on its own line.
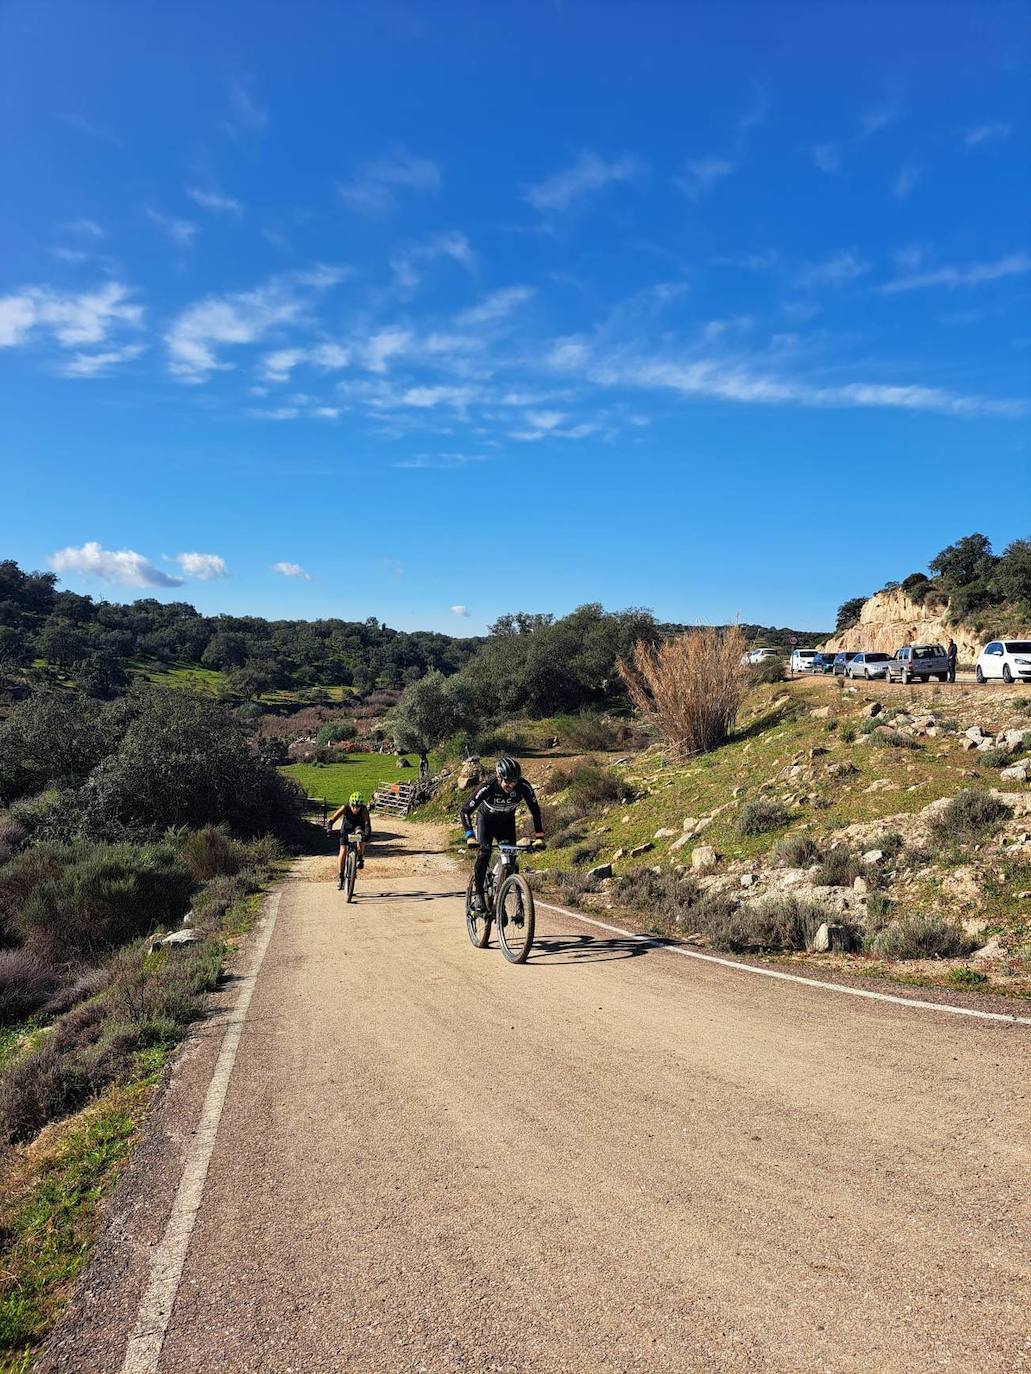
left=282, top=752, right=439, bottom=810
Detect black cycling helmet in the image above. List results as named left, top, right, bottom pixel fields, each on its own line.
left=496, top=756, right=521, bottom=783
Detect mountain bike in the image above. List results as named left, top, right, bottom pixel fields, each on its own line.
left=466, top=841, right=537, bottom=964
left=339, top=832, right=363, bottom=903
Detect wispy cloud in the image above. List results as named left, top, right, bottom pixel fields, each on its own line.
left=450, top=604, right=469, bottom=617
left=677, top=157, right=737, bottom=199
left=338, top=149, right=441, bottom=215
left=893, top=162, right=920, bottom=199
left=456, top=286, right=534, bottom=326
left=964, top=122, right=1011, bottom=148
left=811, top=142, right=842, bottom=173
left=273, top=561, right=311, bottom=580
left=361, top=328, right=413, bottom=373
left=878, top=252, right=1031, bottom=294
left=795, top=251, right=870, bottom=288
left=524, top=151, right=644, bottom=214
left=390, top=231, right=474, bottom=295
left=187, top=186, right=243, bottom=216
left=146, top=207, right=199, bottom=246
left=223, top=80, right=268, bottom=140
left=63, top=218, right=105, bottom=239
left=165, top=267, right=347, bottom=381
left=860, top=99, right=902, bottom=137
left=51, top=541, right=183, bottom=588
left=0, top=282, right=142, bottom=349
left=60, top=343, right=146, bottom=377
left=174, top=552, right=228, bottom=580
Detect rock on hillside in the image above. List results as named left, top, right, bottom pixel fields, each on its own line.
left=820, top=586, right=1031, bottom=661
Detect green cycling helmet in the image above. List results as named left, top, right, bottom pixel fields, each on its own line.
left=349, top=791, right=365, bottom=806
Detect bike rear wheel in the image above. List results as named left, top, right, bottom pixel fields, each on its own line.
left=497, top=873, right=535, bottom=964
left=466, top=872, right=492, bottom=948
left=344, top=849, right=357, bottom=903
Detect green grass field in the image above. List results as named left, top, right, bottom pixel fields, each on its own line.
left=282, top=753, right=439, bottom=811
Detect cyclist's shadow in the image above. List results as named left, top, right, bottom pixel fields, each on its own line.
left=528, top=934, right=656, bottom=965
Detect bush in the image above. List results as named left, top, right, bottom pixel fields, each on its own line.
left=192, top=873, right=259, bottom=928
left=749, top=655, right=785, bottom=685
left=572, top=841, right=602, bottom=866
left=0, top=1040, right=104, bottom=1144
left=0, top=814, right=27, bottom=866
left=527, top=869, right=599, bottom=907
left=813, top=847, right=863, bottom=888
left=948, top=966, right=988, bottom=986
left=976, top=747, right=1011, bottom=769
left=871, top=915, right=977, bottom=960
left=701, top=896, right=828, bottom=953
left=0, top=950, right=61, bottom=1024
left=315, top=719, right=357, bottom=747
left=548, top=761, right=627, bottom=814
left=928, top=790, right=1011, bottom=844
left=553, top=713, right=620, bottom=751
left=839, top=722, right=857, bottom=744
left=872, top=729, right=919, bottom=750
left=13, top=841, right=194, bottom=962
left=611, top=869, right=703, bottom=933
left=736, top=798, right=790, bottom=836
left=618, top=626, right=746, bottom=756
left=178, top=825, right=247, bottom=882
left=772, top=834, right=819, bottom=868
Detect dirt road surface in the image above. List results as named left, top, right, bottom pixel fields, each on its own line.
left=41, top=822, right=1030, bottom=1373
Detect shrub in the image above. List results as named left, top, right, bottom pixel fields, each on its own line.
left=548, top=761, right=627, bottom=813
left=178, top=825, right=247, bottom=882
left=0, top=814, right=27, bottom=866
left=736, top=798, right=790, bottom=836
left=552, top=713, right=620, bottom=751
left=813, top=847, right=863, bottom=888
left=872, top=729, right=919, bottom=750
left=928, top=790, right=1011, bottom=844
left=612, top=869, right=703, bottom=932
left=839, top=722, right=857, bottom=744
left=976, top=747, right=1010, bottom=769
left=0, top=1040, right=104, bottom=1144
left=864, top=891, right=892, bottom=928
left=773, top=834, right=819, bottom=868
left=42, top=965, right=111, bottom=1018
left=192, top=873, right=259, bottom=928
left=701, top=895, right=828, bottom=953
left=872, top=831, right=904, bottom=860
left=315, top=719, right=357, bottom=747
left=0, top=950, right=61, bottom=1024
left=14, top=841, right=194, bottom=962
left=572, top=841, right=602, bottom=866
left=871, top=915, right=977, bottom=960
left=618, top=626, right=746, bottom=756
left=527, top=869, right=599, bottom=907
left=948, top=966, right=988, bottom=986
left=749, top=655, right=785, bottom=685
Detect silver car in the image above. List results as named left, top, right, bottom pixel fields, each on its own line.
left=846, top=651, right=891, bottom=680
left=886, top=643, right=950, bottom=684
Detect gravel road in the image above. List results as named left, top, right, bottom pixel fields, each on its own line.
left=40, top=822, right=1030, bottom=1374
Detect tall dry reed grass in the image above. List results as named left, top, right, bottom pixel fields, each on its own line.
left=617, top=626, right=746, bottom=755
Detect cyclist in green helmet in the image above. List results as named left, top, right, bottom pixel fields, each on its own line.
left=327, top=791, right=372, bottom=889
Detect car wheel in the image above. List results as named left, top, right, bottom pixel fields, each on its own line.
left=1003, top=665, right=1013, bottom=684
left=976, top=666, right=984, bottom=684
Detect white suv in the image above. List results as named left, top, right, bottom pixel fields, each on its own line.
left=789, top=649, right=818, bottom=674
left=975, top=640, right=1031, bottom=684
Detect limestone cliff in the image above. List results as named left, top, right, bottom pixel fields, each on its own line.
left=820, top=588, right=1030, bottom=662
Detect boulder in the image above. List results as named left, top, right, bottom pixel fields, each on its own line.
left=397, top=757, right=412, bottom=768
left=693, top=816, right=714, bottom=835
left=691, top=845, right=718, bottom=870
left=611, top=847, right=626, bottom=862
left=965, top=726, right=989, bottom=743
left=970, top=935, right=1005, bottom=964
left=654, top=827, right=678, bottom=840
left=670, top=833, right=693, bottom=852
left=629, top=842, right=653, bottom=858
left=852, top=875, right=869, bottom=895
left=811, top=706, right=832, bottom=719
left=588, top=863, right=613, bottom=880
left=160, top=929, right=204, bottom=947
left=1000, top=763, right=1030, bottom=783
left=457, top=757, right=481, bottom=789
left=739, top=873, right=756, bottom=889
left=861, top=849, right=884, bottom=865
left=960, top=738, right=979, bottom=752
left=811, top=921, right=861, bottom=953
left=864, top=702, right=882, bottom=718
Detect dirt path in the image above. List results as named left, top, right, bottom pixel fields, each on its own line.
left=41, top=820, right=1030, bottom=1373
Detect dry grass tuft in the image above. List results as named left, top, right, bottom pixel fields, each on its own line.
left=618, top=627, right=746, bottom=756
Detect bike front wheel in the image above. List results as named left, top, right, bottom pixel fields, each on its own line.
left=497, top=874, right=535, bottom=964
left=466, top=872, right=492, bottom=948
left=344, top=849, right=357, bottom=903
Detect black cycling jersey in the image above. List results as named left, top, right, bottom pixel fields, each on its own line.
left=461, top=777, right=543, bottom=834
left=337, top=804, right=372, bottom=839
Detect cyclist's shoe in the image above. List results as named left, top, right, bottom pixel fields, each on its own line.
left=357, top=858, right=364, bottom=870
left=337, top=875, right=345, bottom=891
left=472, top=894, right=486, bottom=914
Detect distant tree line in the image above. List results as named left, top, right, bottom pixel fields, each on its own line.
left=835, top=532, right=1031, bottom=634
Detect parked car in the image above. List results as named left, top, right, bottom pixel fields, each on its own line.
left=975, top=640, right=1031, bottom=684
left=886, top=644, right=950, bottom=683
left=744, top=648, right=779, bottom=666
left=832, top=651, right=858, bottom=676
left=810, top=652, right=837, bottom=674
left=789, top=649, right=818, bottom=673
left=846, top=652, right=891, bottom=680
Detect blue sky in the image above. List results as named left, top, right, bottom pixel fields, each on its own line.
left=1, top=0, right=1028, bottom=634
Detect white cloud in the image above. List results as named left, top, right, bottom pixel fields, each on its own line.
left=250, top=406, right=300, bottom=420
left=313, top=406, right=339, bottom=419
left=260, top=348, right=306, bottom=383
left=174, top=552, right=228, bottom=580
left=456, top=286, right=534, bottom=327
left=811, top=143, right=842, bottom=173
left=893, top=163, right=920, bottom=199
left=63, top=218, right=105, bottom=239
left=678, top=156, right=737, bottom=199
left=187, top=186, right=243, bottom=216
left=878, top=252, right=1031, bottom=295
left=273, top=561, right=311, bottom=580
left=362, top=328, right=413, bottom=373
left=390, top=231, right=474, bottom=294
left=223, top=80, right=268, bottom=139
left=964, top=122, right=1010, bottom=148
left=146, top=207, right=199, bottom=246
left=311, top=342, right=350, bottom=369
left=0, top=282, right=142, bottom=349
left=525, top=410, right=565, bottom=431
left=861, top=100, right=902, bottom=136
left=51, top=541, right=183, bottom=588
left=398, top=385, right=477, bottom=409
left=166, top=269, right=345, bottom=381
left=338, top=150, right=441, bottom=215
left=450, top=605, right=469, bottom=617
left=525, top=151, right=644, bottom=214
left=60, top=343, right=146, bottom=377
left=795, top=251, right=871, bottom=288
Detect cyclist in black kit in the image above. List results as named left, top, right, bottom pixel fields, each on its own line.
left=462, top=757, right=545, bottom=912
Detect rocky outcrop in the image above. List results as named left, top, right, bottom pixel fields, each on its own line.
left=819, top=587, right=1031, bottom=662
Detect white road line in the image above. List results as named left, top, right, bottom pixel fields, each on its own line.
left=120, top=891, right=283, bottom=1374
left=538, top=900, right=1031, bottom=1027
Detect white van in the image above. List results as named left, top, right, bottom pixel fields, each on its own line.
left=789, top=649, right=818, bottom=674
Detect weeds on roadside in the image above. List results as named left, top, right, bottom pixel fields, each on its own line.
left=871, top=915, right=977, bottom=960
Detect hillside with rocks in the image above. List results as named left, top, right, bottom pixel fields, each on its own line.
left=821, top=585, right=1031, bottom=661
